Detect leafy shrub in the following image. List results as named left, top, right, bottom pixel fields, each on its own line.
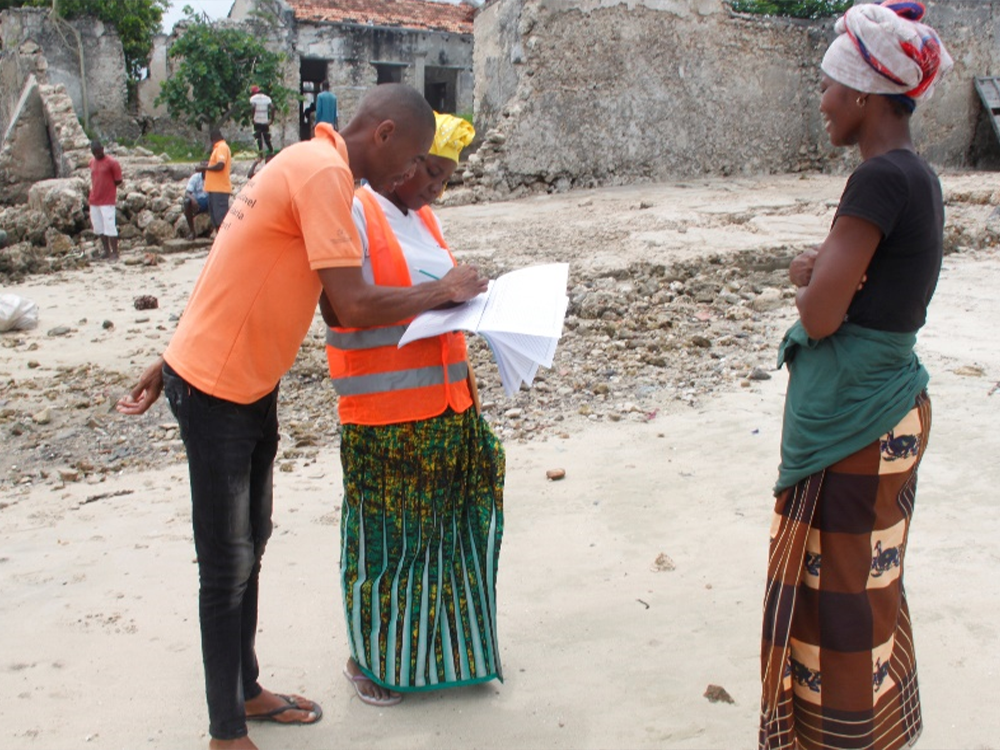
left=156, top=10, right=296, bottom=132
left=118, top=134, right=208, bottom=161
left=730, top=0, right=851, bottom=19
left=119, top=134, right=260, bottom=162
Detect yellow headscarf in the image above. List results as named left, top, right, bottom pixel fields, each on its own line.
left=429, top=112, right=475, bottom=163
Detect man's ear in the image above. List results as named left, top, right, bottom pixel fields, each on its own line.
left=373, top=119, right=396, bottom=145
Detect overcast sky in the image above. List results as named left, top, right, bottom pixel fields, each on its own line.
left=160, top=0, right=473, bottom=35
left=161, top=0, right=232, bottom=32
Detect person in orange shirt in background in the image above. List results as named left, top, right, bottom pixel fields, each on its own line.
left=116, top=84, right=487, bottom=750
left=199, top=129, right=232, bottom=234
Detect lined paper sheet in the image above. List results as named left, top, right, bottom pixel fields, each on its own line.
left=398, top=263, right=569, bottom=397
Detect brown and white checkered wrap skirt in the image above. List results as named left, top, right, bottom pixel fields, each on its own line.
left=760, top=392, right=931, bottom=750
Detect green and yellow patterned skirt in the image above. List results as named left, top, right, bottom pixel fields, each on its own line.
left=340, top=407, right=505, bottom=691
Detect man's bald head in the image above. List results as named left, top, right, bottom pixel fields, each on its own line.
left=340, top=84, right=437, bottom=193
left=352, top=83, right=435, bottom=135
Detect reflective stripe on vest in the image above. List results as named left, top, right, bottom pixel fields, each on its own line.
left=325, top=188, right=472, bottom=425
left=325, top=325, right=407, bottom=350
left=332, top=360, right=469, bottom=397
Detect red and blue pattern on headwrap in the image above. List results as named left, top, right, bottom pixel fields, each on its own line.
left=821, top=1, right=953, bottom=105
left=883, top=1, right=925, bottom=22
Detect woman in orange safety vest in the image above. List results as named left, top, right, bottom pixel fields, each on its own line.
left=323, top=113, right=505, bottom=707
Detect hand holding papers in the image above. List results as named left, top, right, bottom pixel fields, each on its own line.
left=398, top=263, right=570, bottom=397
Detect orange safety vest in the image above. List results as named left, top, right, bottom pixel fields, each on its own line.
left=326, top=188, right=472, bottom=426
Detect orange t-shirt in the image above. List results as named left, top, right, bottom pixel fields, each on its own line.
left=164, top=125, right=361, bottom=403
left=204, top=140, right=232, bottom=194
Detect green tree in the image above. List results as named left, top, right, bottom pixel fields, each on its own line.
left=156, top=10, right=296, bottom=132
left=4, top=0, right=167, bottom=82
left=730, top=0, right=851, bottom=19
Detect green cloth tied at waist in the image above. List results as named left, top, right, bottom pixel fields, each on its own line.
left=774, top=320, right=928, bottom=495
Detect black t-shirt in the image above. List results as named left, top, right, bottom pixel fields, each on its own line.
left=835, top=149, right=944, bottom=333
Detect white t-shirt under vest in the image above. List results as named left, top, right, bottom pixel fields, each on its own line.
left=351, top=185, right=455, bottom=286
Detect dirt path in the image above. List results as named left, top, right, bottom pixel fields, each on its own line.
left=0, top=171, right=998, bottom=749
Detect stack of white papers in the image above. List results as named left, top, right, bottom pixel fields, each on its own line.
left=398, top=263, right=570, bottom=397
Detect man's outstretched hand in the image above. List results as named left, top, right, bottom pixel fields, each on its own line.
left=116, top=356, right=165, bottom=415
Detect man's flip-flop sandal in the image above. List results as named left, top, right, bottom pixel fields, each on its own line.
left=342, top=668, right=403, bottom=707
left=246, top=693, right=323, bottom=724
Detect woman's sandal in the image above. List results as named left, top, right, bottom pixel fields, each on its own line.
left=342, top=668, right=403, bottom=707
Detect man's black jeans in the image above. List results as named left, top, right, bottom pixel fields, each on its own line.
left=163, top=363, right=279, bottom=740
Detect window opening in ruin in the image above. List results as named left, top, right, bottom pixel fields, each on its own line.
left=299, top=57, right=329, bottom=141
left=375, top=63, right=405, bottom=85
left=424, top=67, right=458, bottom=114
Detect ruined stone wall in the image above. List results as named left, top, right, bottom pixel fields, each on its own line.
left=0, top=9, right=129, bottom=139
left=1, top=76, right=54, bottom=192
left=914, top=0, right=1000, bottom=167
left=227, top=0, right=474, bottom=142
left=296, top=23, right=475, bottom=124
left=136, top=33, right=170, bottom=121
left=1, top=38, right=40, bottom=143
left=471, top=0, right=1000, bottom=197
left=1, top=78, right=94, bottom=205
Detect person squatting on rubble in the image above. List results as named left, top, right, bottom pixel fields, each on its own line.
left=182, top=170, right=208, bottom=239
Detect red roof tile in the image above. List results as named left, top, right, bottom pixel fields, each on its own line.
left=286, top=0, right=475, bottom=34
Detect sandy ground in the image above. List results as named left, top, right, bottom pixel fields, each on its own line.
left=1, top=173, right=999, bottom=750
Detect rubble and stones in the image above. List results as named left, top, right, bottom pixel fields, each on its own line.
left=0, top=77, right=247, bottom=281
left=0, top=244, right=803, bottom=489
left=0, top=171, right=996, bottom=490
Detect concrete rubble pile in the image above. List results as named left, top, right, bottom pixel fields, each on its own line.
left=2, top=174, right=998, bottom=488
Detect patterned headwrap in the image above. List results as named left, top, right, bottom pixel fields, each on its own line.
left=429, top=112, right=476, bottom=163
left=821, top=2, right=953, bottom=110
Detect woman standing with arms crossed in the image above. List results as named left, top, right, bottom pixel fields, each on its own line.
left=759, top=3, right=952, bottom=749
left=322, top=114, right=505, bottom=707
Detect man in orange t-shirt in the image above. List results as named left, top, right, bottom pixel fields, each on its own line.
left=117, top=84, right=487, bottom=750
left=199, top=129, right=232, bottom=232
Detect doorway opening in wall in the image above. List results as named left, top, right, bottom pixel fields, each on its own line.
left=374, top=63, right=405, bottom=85
left=300, top=57, right=329, bottom=141
left=424, top=67, right=458, bottom=113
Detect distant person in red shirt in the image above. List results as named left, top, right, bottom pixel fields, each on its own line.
left=88, top=139, right=123, bottom=260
